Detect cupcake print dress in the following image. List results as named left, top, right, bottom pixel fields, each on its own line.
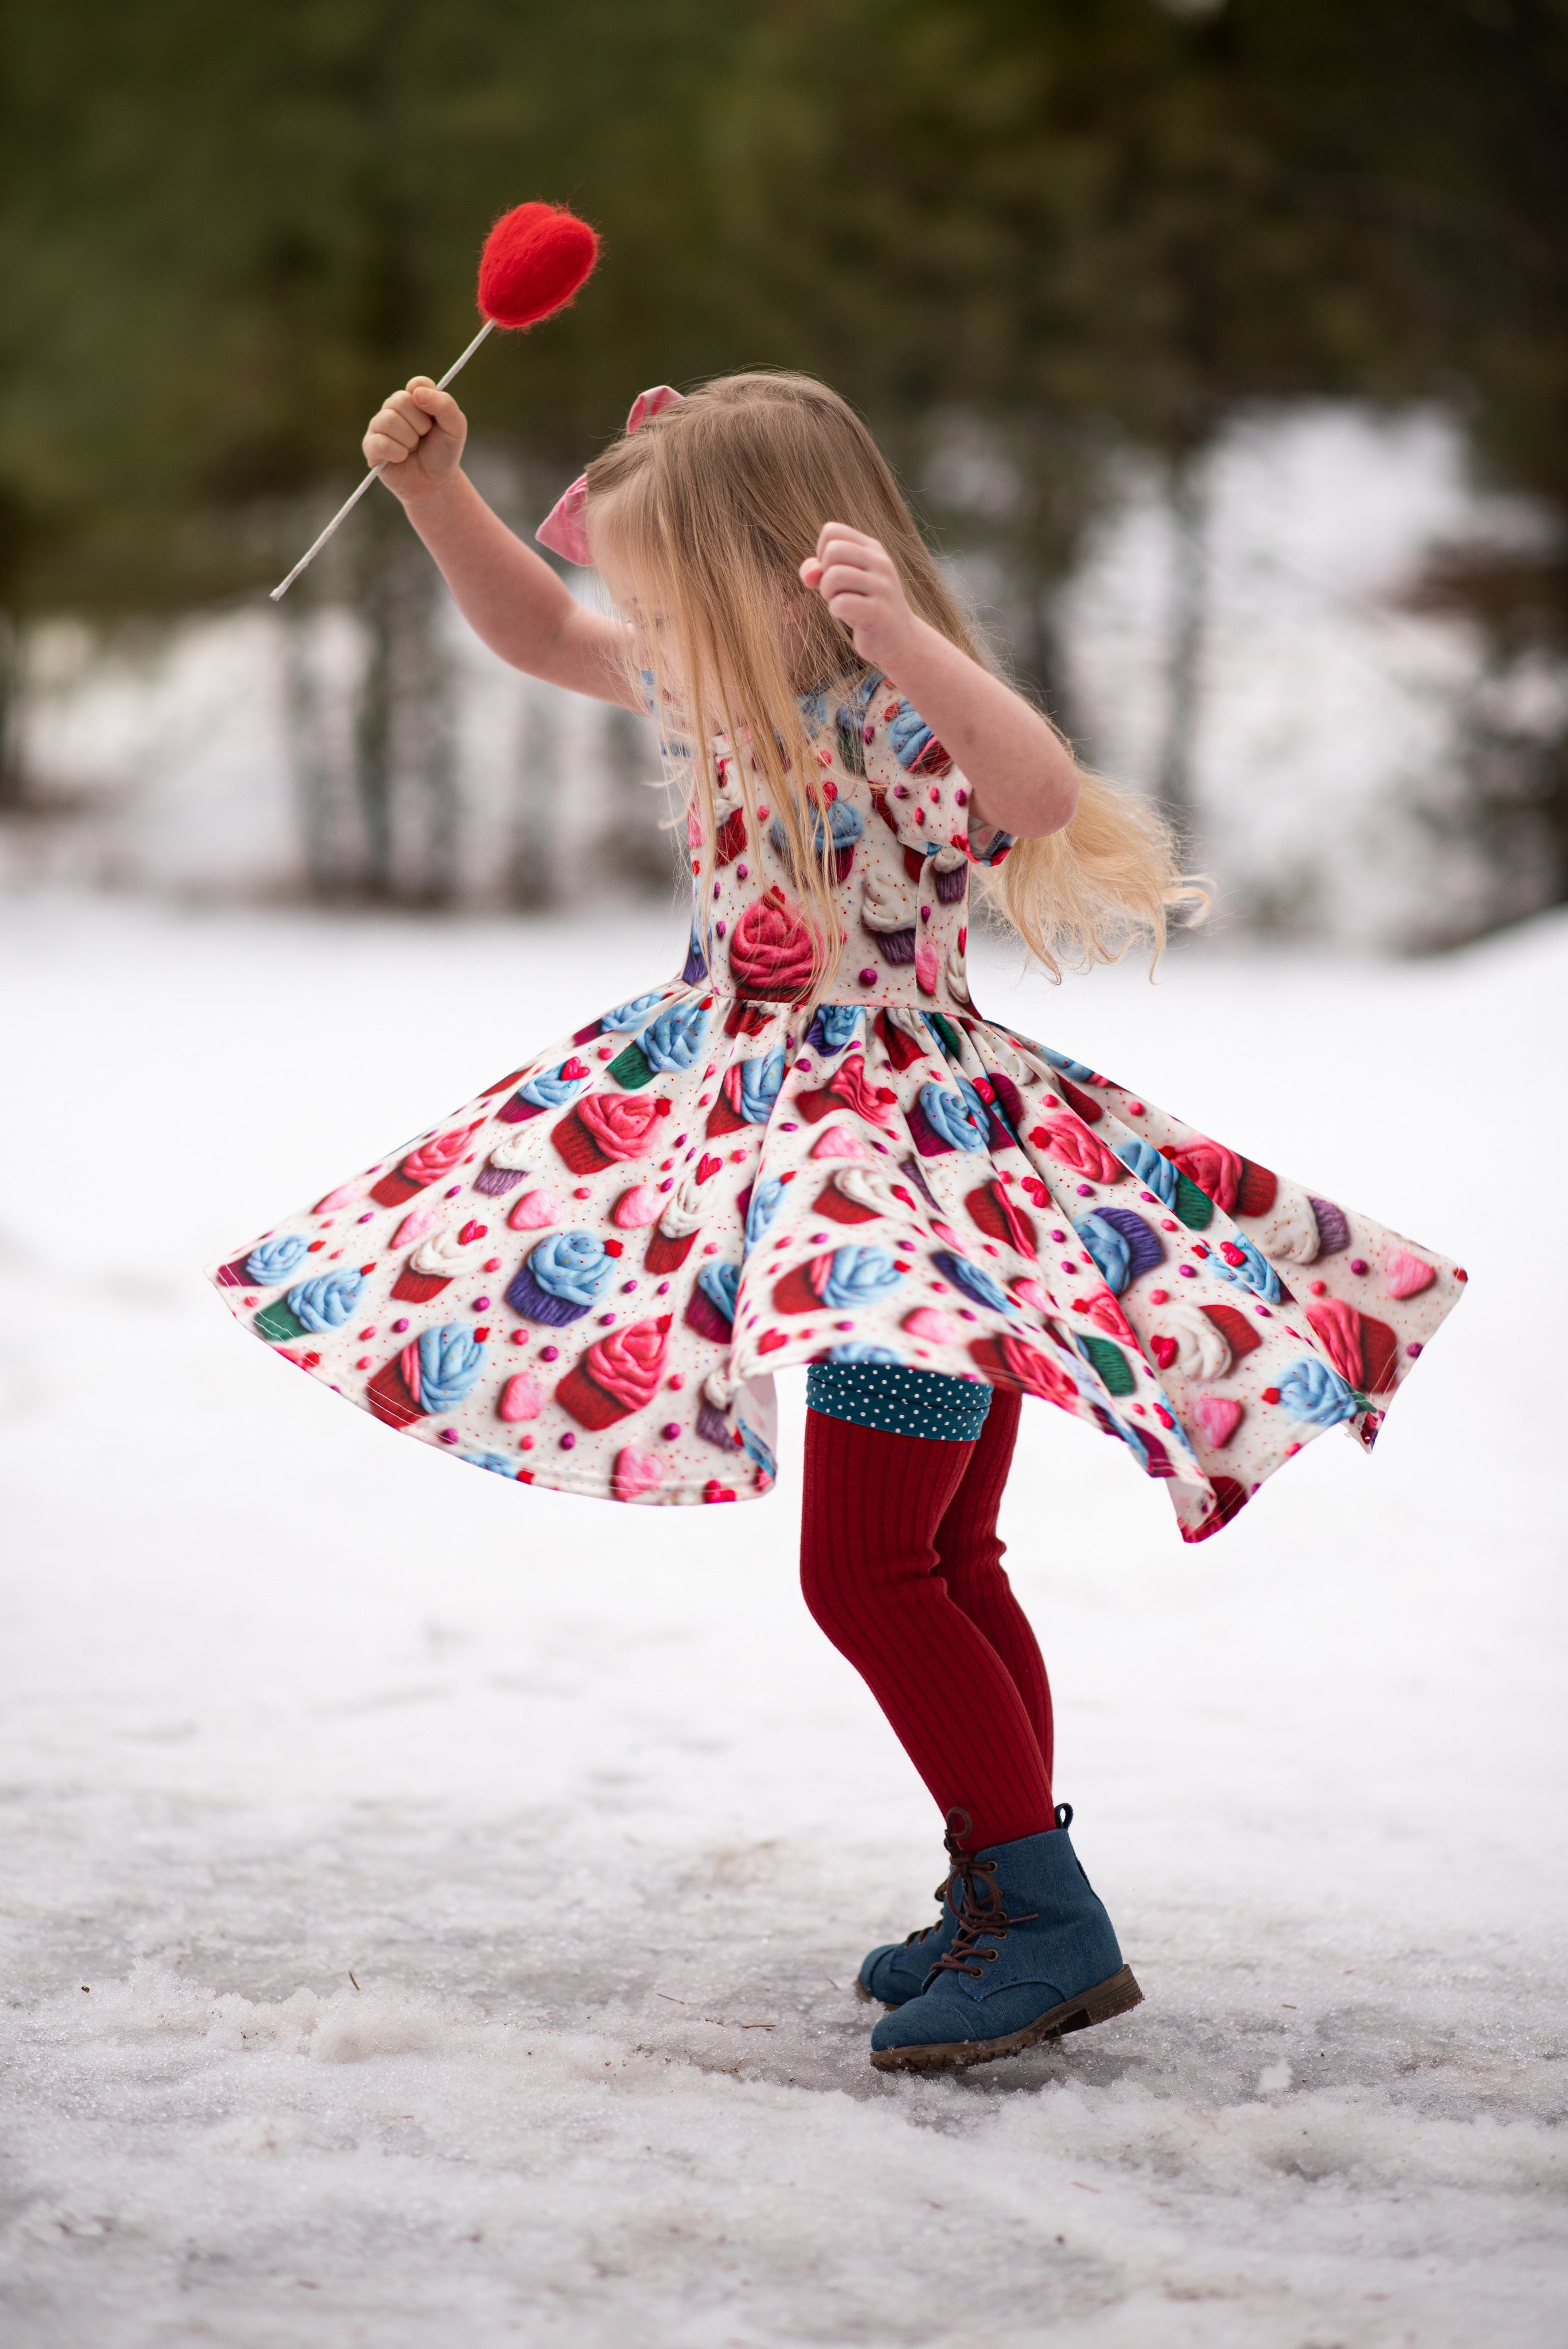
left=209, top=672, right=1464, bottom=1542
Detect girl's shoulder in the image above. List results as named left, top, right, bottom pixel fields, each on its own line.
left=837, top=673, right=1013, bottom=872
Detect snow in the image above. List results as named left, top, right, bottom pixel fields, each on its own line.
left=7, top=591, right=665, bottom=910
left=2, top=891, right=1566, bottom=2347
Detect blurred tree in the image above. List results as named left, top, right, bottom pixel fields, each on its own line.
left=2, top=0, right=1565, bottom=918
left=712, top=0, right=1568, bottom=865
left=0, top=0, right=744, bottom=885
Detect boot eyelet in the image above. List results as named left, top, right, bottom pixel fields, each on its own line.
left=982, top=1948, right=998, bottom=1962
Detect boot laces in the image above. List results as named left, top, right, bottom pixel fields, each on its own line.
left=928, top=1811, right=1039, bottom=1981
left=907, top=1804, right=992, bottom=1954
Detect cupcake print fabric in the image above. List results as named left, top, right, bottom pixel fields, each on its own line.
left=209, top=673, right=1464, bottom=1542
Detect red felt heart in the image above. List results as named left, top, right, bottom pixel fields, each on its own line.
left=1150, top=1335, right=1178, bottom=1371
left=696, top=1154, right=723, bottom=1183
left=477, top=202, right=599, bottom=330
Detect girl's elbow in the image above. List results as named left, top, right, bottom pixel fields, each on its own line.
left=1015, top=773, right=1079, bottom=839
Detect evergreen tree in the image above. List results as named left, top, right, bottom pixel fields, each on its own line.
left=2, top=0, right=1565, bottom=917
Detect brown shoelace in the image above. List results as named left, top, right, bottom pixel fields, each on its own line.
left=898, top=1806, right=988, bottom=1951
left=928, top=1815, right=1039, bottom=1983
left=927, top=1804, right=1067, bottom=1977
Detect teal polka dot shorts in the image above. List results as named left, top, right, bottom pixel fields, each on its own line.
left=805, top=1361, right=994, bottom=1443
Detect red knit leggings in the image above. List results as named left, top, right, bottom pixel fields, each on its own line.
left=799, top=1390, right=1055, bottom=1851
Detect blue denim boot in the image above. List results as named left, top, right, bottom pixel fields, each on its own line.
left=857, top=1805, right=1081, bottom=2007
left=856, top=1809, right=982, bottom=2007
left=869, top=1820, right=1141, bottom=2071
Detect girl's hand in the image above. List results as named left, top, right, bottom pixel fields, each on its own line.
left=363, top=378, right=467, bottom=504
left=800, top=524, right=917, bottom=674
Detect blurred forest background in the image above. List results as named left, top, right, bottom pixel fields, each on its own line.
left=2, top=0, right=1566, bottom=947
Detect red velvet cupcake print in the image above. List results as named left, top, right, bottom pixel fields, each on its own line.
left=208, top=672, right=1462, bottom=1540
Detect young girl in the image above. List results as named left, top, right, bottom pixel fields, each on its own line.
left=211, top=369, right=1463, bottom=2074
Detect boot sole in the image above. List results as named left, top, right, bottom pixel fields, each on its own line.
left=868, top=1964, right=1143, bottom=2073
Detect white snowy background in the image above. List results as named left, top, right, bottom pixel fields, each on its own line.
left=1, top=407, right=1566, bottom=2345
left=2, top=895, right=1565, bottom=2348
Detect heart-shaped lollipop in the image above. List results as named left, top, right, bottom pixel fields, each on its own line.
left=271, top=201, right=600, bottom=600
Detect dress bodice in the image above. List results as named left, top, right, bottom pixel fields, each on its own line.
left=684, top=673, right=1011, bottom=1015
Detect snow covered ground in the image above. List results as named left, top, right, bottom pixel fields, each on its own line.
left=1, top=892, right=1565, bottom=2348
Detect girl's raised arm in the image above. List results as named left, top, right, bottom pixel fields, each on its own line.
left=364, top=378, right=639, bottom=710
left=802, top=523, right=1079, bottom=839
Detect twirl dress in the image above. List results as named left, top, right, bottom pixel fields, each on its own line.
left=209, top=673, right=1464, bottom=1542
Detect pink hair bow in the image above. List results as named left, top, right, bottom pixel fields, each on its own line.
left=535, top=384, right=685, bottom=565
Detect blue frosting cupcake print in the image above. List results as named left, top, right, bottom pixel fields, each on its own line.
left=1039, top=1045, right=1099, bottom=1084
left=638, top=999, right=709, bottom=1075
left=1212, top=1232, right=1284, bottom=1304
left=770, top=799, right=865, bottom=874
left=600, top=990, right=667, bottom=1032
left=1276, top=1359, right=1359, bottom=1425
left=205, top=655, right=1464, bottom=1546
left=256, top=1263, right=366, bottom=1343
left=416, top=1323, right=487, bottom=1414
left=1114, top=1137, right=1178, bottom=1206
left=697, top=1261, right=741, bottom=1324
left=506, top=1232, right=614, bottom=1326
left=739, top=1044, right=786, bottom=1123
left=244, top=1234, right=310, bottom=1286
left=809, top=1003, right=863, bottom=1055
left=918, top=1079, right=989, bottom=1153
left=286, top=1268, right=365, bottom=1333
left=744, top=1174, right=787, bottom=1251
left=888, top=700, right=943, bottom=774
left=518, top=1060, right=591, bottom=1112
left=1075, top=1208, right=1163, bottom=1296
left=820, top=1246, right=904, bottom=1309
left=687, top=1258, right=743, bottom=1343
left=931, top=1251, right=1011, bottom=1313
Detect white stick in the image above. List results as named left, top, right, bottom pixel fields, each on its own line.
left=270, top=317, right=497, bottom=601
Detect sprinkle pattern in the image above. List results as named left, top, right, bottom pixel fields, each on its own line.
left=209, top=676, right=1464, bottom=1541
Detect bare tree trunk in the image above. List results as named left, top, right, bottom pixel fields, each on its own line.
left=511, top=684, right=560, bottom=910
left=281, top=600, right=352, bottom=895
left=0, top=610, right=24, bottom=809
left=352, top=501, right=457, bottom=903
left=1157, top=448, right=1208, bottom=840
left=389, top=544, right=458, bottom=905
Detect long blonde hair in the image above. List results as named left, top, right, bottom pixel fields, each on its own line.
left=584, top=372, right=1200, bottom=995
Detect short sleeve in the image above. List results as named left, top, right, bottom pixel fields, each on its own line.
left=965, top=808, right=1015, bottom=869
left=859, top=678, right=1014, bottom=869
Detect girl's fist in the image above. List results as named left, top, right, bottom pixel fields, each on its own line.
left=364, top=379, right=467, bottom=502
left=800, top=524, right=916, bottom=674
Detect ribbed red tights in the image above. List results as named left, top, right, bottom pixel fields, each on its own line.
left=799, top=1391, right=1055, bottom=1851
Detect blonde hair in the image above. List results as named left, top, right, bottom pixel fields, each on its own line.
left=584, top=372, right=1201, bottom=998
